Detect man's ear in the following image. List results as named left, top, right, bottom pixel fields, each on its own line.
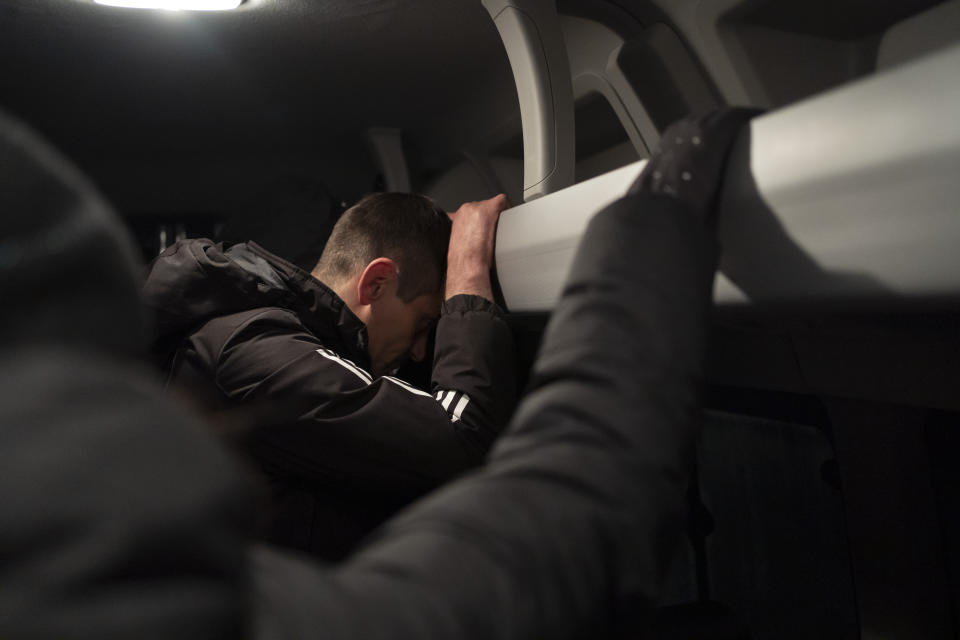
left=356, top=258, right=399, bottom=305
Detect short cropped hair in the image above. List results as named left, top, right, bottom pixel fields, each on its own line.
left=314, top=192, right=451, bottom=302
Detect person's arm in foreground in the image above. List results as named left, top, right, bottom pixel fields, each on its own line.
left=252, top=109, right=756, bottom=639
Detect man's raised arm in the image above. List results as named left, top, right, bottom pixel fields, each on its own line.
left=444, top=193, right=509, bottom=302
left=430, top=193, right=518, bottom=450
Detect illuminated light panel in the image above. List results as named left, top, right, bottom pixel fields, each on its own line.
left=93, top=0, right=242, bottom=9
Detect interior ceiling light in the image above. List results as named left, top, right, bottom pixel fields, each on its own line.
left=93, top=0, right=243, bottom=9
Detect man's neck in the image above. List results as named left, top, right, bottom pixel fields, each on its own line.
left=313, top=270, right=368, bottom=327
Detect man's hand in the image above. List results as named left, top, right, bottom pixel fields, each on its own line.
left=445, top=194, right=510, bottom=302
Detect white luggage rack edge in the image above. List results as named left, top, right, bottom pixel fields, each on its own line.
left=494, top=43, right=960, bottom=313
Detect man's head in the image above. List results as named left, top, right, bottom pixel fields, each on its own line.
left=312, top=192, right=451, bottom=376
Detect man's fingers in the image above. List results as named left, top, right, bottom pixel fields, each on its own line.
left=450, top=194, right=510, bottom=221
left=478, top=193, right=510, bottom=219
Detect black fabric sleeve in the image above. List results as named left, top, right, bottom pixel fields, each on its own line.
left=431, top=294, right=518, bottom=450
left=200, top=305, right=511, bottom=496
left=251, top=192, right=719, bottom=639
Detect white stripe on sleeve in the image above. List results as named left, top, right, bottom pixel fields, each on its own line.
left=312, top=350, right=468, bottom=419
left=451, top=394, right=470, bottom=422
left=314, top=348, right=373, bottom=384
left=382, top=375, right=433, bottom=398
left=441, top=391, right=457, bottom=410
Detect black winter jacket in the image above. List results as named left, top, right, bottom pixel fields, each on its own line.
left=142, top=240, right=517, bottom=559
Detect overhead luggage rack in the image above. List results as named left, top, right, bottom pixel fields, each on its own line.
left=495, top=44, right=960, bottom=313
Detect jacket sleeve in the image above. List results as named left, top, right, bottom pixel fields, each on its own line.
left=431, top=293, right=518, bottom=450
left=200, top=303, right=512, bottom=496
left=251, top=192, right=719, bottom=639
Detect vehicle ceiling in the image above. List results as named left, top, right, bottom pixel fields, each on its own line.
left=0, top=0, right=522, bottom=208
left=0, top=0, right=950, bottom=213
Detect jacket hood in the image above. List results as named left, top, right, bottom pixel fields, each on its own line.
left=0, top=109, right=146, bottom=356
left=143, top=239, right=370, bottom=368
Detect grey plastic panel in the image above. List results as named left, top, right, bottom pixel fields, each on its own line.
left=482, top=0, right=574, bottom=201
left=495, top=44, right=960, bottom=312
left=496, top=161, right=642, bottom=310
left=649, top=0, right=755, bottom=105
left=559, top=15, right=653, bottom=156
left=877, top=0, right=960, bottom=70
left=560, top=16, right=721, bottom=156
left=423, top=155, right=523, bottom=213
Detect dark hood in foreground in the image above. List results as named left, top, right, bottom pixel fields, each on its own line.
left=0, top=108, right=146, bottom=356
left=0, top=108, right=251, bottom=639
